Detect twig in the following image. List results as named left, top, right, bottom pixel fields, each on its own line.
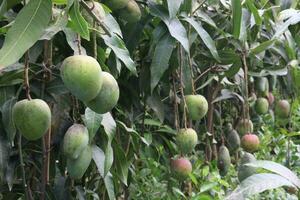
left=79, top=0, right=111, bottom=37
left=24, top=52, right=31, bottom=100
left=178, top=46, right=187, bottom=129
left=93, top=20, right=97, bottom=59
left=191, top=0, right=207, bottom=15
left=242, top=51, right=249, bottom=120
left=172, top=73, right=179, bottom=130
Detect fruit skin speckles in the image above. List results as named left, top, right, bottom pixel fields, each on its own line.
left=185, top=95, right=208, bottom=121
left=176, top=128, right=198, bottom=154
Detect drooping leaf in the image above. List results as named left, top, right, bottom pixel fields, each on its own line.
left=183, top=16, right=220, bottom=61
left=82, top=108, right=103, bottom=141
left=245, top=0, right=262, bottom=25
left=250, top=40, right=276, bottom=55
left=2, top=97, right=17, bottom=143
left=0, top=86, right=15, bottom=109
left=273, top=13, right=300, bottom=38
left=63, top=28, right=87, bottom=55
left=102, top=34, right=137, bottom=75
left=231, top=0, right=242, bottom=39
left=245, top=160, right=300, bottom=187
left=226, top=173, right=294, bottom=200
left=150, top=34, right=175, bottom=92
left=104, top=172, right=116, bottom=200
left=149, top=2, right=189, bottom=53
left=167, top=0, right=184, bottom=18
left=0, top=0, right=52, bottom=68
left=68, top=0, right=90, bottom=41
left=146, top=93, right=165, bottom=123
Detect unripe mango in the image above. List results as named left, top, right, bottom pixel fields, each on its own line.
left=227, top=129, right=240, bottom=152
left=63, top=124, right=89, bottom=159
left=275, top=100, right=290, bottom=118
left=236, top=119, right=253, bottom=136
left=255, top=77, right=269, bottom=97
left=241, top=134, right=259, bottom=152
left=217, top=145, right=231, bottom=176
left=13, top=99, right=51, bottom=141
left=185, top=95, right=208, bottom=121
left=119, top=0, right=141, bottom=23
left=61, top=55, right=103, bottom=102
left=67, top=145, right=92, bottom=179
left=254, top=97, right=269, bottom=115
left=86, top=72, right=119, bottom=114
left=170, top=157, right=192, bottom=180
left=238, top=152, right=256, bottom=182
left=104, top=0, right=129, bottom=10
left=176, top=128, right=198, bottom=154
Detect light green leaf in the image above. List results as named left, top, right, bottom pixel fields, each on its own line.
left=150, top=34, right=175, bottom=92
left=245, top=0, right=262, bottom=25
left=2, top=97, right=17, bottom=143
left=82, top=108, right=103, bottom=141
left=167, top=0, right=184, bottom=18
left=183, top=16, right=220, bottom=61
left=68, top=0, right=90, bottom=41
left=250, top=40, right=275, bottom=55
left=225, top=173, right=294, bottom=200
left=246, top=160, right=300, bottom=187
left=231, top=0, right=242, bottom=39
left=0, top=0, right=52, bottom=68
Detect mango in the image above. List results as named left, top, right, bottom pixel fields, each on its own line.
left=238, top=152, right=256, bottom=182
left=275, top=100, right=290, bottom=118
left=236, top=119, right=253, bottom=136
left=255, top=77, right=269, bottom=97
left=217, top=145, right=231, bottom=176
left=104, top=0, right=129, bottom=10
left=241, top=133, right=259, bottom=152
left=61, top=55, right=103, bottom=102
left=170, top=157, right=192, bottom=180
left=67, top=145, right=92, bottom=179
left=13, top=99, right=51, bottom=141
left=176, top=128, right=198, bottom=154
left=227, top=129, right=240, bottom=152
left=86, top=72, right=119, bottom=114
left=185, top=95, right=208, bottom=121
left=254, top=97, right=269, bottom=115
left=119, top=0, right=141, bottom=23
left=63, top=124, right=89, bottom=159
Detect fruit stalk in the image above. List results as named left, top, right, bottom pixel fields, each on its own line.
left=242, top=52, right=249, bottom=120
left=24, top=51, right=31, bottom=100
left=172, top=73, right=179, bottom=130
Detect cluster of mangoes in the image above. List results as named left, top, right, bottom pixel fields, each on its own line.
left=170, top=95, right=208, bottom=180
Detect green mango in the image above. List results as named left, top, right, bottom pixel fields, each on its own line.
left=13, top=99, right=51, bottom=141
left=238, top=152, right=256, bottom=182
left=217, top=145, right=231, bottom=176
left=185, top=95, right=208, bottom=121
left=227, top=129, right=240, bottom=152
left=236, top=119, right=253, bottom=135
left=63, top=124, right=89, bottom=159
left=104, top=0, right=129, bottom=10
left=255, top=77, right=269, bottom=97
left=67, top=145, right=92, bottom=179
left=176, top=128, right=198, bottom=154
left=86, top=72, right=119, bottom=114
left=254, top=97, right=269, bottom=115
left=119, top=0, right=141, bottom=23
left=61, top=55, right=103, bottom=102
left=170, top=157, right=192, bottom=180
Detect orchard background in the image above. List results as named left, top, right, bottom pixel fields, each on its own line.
left=0, top=0, right=300, bottom=199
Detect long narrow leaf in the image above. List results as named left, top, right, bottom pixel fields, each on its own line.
left=231, top=0, right=242, bottom=39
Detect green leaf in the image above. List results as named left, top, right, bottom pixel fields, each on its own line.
left=149, top=2, right=189, bottom=53
left=225, top=173, right=294, bottom=200
left=68, top=0, right=90, bottom=41
left=102, top=34, right=137, bottom=75
left=63, top=28, right=87, bottom=55
left=0, top=136, right=9, bottom=183
left=150, top=34, right=175, bottom=92
left=0, top=0, right=22, bottom=17
left=167, top=0, right=184, bottom=18
left=231, top=0, right=242, bottom=39
left=92, top=145, right=115, bottom=200
left=245, top=0, right=262, bottom=25
left=146, top=93, right=165, bottom=122
left=82, top=108, right=103, bottom=141
left=41, top=8, right=69, bottom=40
left=101, top=113, right=116, bottom=176
left=245, top=160, right=300, bottom=187
left=183, top=16, right=220, bottom=61
left=0, top=0, right=52, bottom=68
left=114, top=143, right=129, bottom=185
left=0, top=86, right=15, bottom=109
left=2, top=97, right=17, bottom=143
left=273, top=13, right=300, bottom=38
left=250, top=40, right=275, bottom=55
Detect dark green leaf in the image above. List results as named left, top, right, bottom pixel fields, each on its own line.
left=82, top=108, right=103, bottom=141
left=2, top=97, right=17, bottom=143
left=231, top=0, right=242, bottom=39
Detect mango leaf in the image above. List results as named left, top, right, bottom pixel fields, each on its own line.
left=231, top=0, right=242, bottom=39
left=63, top=28, right=87, bottom=55
left=149, top=2, right=189, bottom=53
left=245, top=0, right=262, bottom=25
left=68, top=0, right=90, bottom=41
left=0, top=136, right=9, bottom=182
left=101, top=113, right=116, bottom=176
left=250, top=40, right=276, bottom=55
left=92, top=145, right=116, bottom=200
left=225, top=173, right=294, bottom=200
left=0, top=0, right=52, bottom=68
left=41, top=8, right=69, bottom=40
left=167, top=0, right=184, bottom=18
left=102, top=34, right=137, bottom=75
left=183, top=16, right=220, bottom=61
left=146, top=93, right=165, bottom=122
left=150, top=34, right=175, bottom=92
left=82, top=108, right=103, bottom=141
left=0, top=0, right=22, bottom=17
left=273, top=13, right=300, bottom=38
left=0, top=86, right=15, bottom=109
left=114, top=143, right=129, bottom=185
left=2, top=97, right=17, bottom=143
left=246, top=160, right=300, bottom=187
